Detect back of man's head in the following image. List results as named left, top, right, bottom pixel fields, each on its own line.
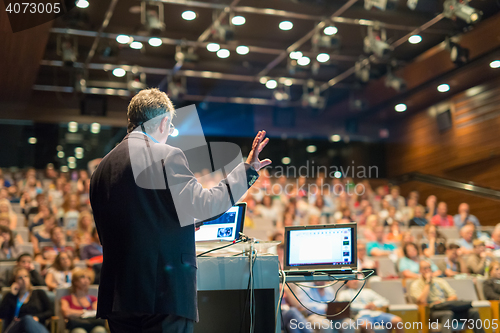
left=127, top=88, right=175, bottom=133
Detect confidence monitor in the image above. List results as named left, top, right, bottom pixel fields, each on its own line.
left=284, top=223, right=357, bottom=274
left=195, top=203, right=246, bottom=242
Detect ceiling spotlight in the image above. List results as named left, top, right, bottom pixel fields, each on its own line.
left=112, top=68, right=126, bottom=77
left=331, top=134, right=341, bottom=142
left=259, top=77, right=268, bottom=84
left=306, top=145, right=317, bottom=153
left=216, top=49, right=230, bottom=58
left=490, top=60, right=500, bottom=68
left=437, top=83, right=450, bottom=92
left=67, top=156, right=76, bottom=163
left=56, top=145, right=63, bottom=151
left=76, top=0, right=89, bottom=9
left=28, top=137, right=37, bottom=144
left=324, top=26, right=338, bottom=35
left=273, top=88, right=290, bottom=102
left=282, top=157, right=291, bottom=165
left=284, top=78, right=293, bottom=86
left=364, top=27, right=392, bottom=59
left=116, top=35, right=131, bottom=44
left=61, top=166, right=69, bottom=173
left=334, top=171, right=342, bottom=178
left=316, top=53, right=330, bottom=63
left=68, top=121, right=78, bottom=133
left=408, top=35, right=422, bottom=44
left=90, top=122, right=101, bottom=134
left=236, top=45, right=249, bottom=55
left=395, top=103, right=407, bottom=112
left=130, top=41, right=143, bottom=49
left=206, top=43, right=220, bottom=52
left=447, top=40, right=469, bottom=66
left=57, top=151, right=65, bottom=158
left=148, top=37, right=162, bottom=47
left=290, top=51, right=303, bottom=60
left=265, top=80, right=278, bottom=89
left=443, top=0, right=482, bottom=24
left=231, top=15, right=246, bottom=25
left=297, top=56, right=311, bottom=66
left=279, top=21, right=293, bottom=31
left=181, top=10, right=196, bottom=21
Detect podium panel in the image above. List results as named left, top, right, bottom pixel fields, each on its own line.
left=195, top=255, right=280, bottom=333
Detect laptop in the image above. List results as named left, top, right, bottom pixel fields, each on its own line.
left=195, top=203, right=246, bottom=242
left=283, top=223, right=357, bottom=275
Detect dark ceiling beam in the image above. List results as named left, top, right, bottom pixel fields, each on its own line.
left=152, top=0, right=450, bottom=34
left=256, top=0, right=359, bottom=78
left=49, top=28, right=359, bottom=62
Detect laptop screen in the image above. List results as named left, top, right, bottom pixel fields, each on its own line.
left=195, top=203, right=246, bottom=242
left=284, top=223, right=357, bottom=272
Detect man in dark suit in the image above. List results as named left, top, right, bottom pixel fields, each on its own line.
left=89, top=88, right=271, bottom=333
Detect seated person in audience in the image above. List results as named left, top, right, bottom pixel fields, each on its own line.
left=337, top=278, right=405, bottom=333
left=31, top=214, right=56, bottom=255
left=60, top=268, right=106, bottom=333
left=0, top=266, right=52, bottom=332
left=60, top=194, right=81, bottom=232
left=395, top=231, right=416, bottom=258
left=383, top=206, right=403, bottom=227
left=29, top=203, right=51, bottom=232
left=36, top=227, right=76, bottom=267
left=292, top=281, right=355, bottom=333
left=306, top=214, right=320, bottom=225
left=454, top=203, right=480, bottom=229
left=384, top=185, right=405, bottom=210
left=409, top=205, right=428, bottom=227
left=0, top=199, right=18, bottom=229
left=80, top=228, right=102, bottom=263
left=424, top=195, right=437, bottom=221
left=421, top=224, right=446, bottom=257
left=45, top=251, right=74, bottom=291
left=465, top=240, right=492, bottom=275
left=367, top=226, right=397, bottom=257
left=0, top=214, right=24, bottom=245
left=410, top=260, right=485, bottom=333
left=437, top=244, right=467, bottom=277
left=487, top=226, right=500, bottom=251
left=457, top=223, right=476, bottom=254
left=73, top=211, right=93, bottom=249
left=363, top=215, right=378, bottom=242
left=483, top=261, right=500, bottom=300
left=0, top=225, right=21, bottom=260
left=6, top=253, right=46, bottom=287
left=399, top=242, right=441, bottom=279
left=255, top=195, right=280, bottom=226
left=430, top=202, right=454, bottom=227
left=357, top=242, right=376, bottom=272
left=385, top=223, right=403, bottom=242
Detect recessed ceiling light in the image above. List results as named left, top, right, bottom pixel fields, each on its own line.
left=490, top=60, right=500, bottom=68
left=28, top=137, right=37, bottom=144
left=61, top=166, right=69, bottom=172
left=112, top=68, right=126, bottom=77
left=216, top=49, right=230, bottom=58
left=306, top=145, right=317, bottom=153
left=279, top=21, right=293, bottom=31
left=324, top=26, right=338, bottom=35
left=408, top=35, right=422, bottom=44
left=395, top=103, right=407, bottom=112
left=265, top=80, right=277, bottom=89
left=290, top=51, right=303, bottom=60
left=437, top=84, right=450, bottom=92
left=148, top=37, right=162, bottom=47
left=236, top=45, right=249, bottom=55
left=206, top=43, right=220, bottom=52
left=91, top=122, right=101, bottom=134
left=316, top=53, right=330, bottom=63
left=282, top=157, right=291, bottom=164
left=297, top=56, right=310, bottom=66
left=231, top=16, right=246, bottom=25
left=283, top=78, right=293, bottom=86
left=116, top=35, right=131, bottom=44
left=182, top=10, right=196, bottom=21
left=57, top=151, right=65, bottom=158
left=331, top=134, right=341, bottom=142
left=76, top=0, right=89, bottom=9
left=259, top=77, right=268, bottom=84
left=130, top=41, right=143, bottom=49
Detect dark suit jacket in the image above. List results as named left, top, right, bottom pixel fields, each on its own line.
left=90, top=132, right=259, bottom=322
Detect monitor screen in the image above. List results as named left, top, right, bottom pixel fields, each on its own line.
left=284, top=223, right=357, bottom=271
left=195, top=203, right=246, bottom=242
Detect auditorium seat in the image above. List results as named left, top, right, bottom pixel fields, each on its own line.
left=14, top=226, right=29, bottom=243
left=374, top=257, right=398, bottom=278
left=18, top=243, right=34, bottom=257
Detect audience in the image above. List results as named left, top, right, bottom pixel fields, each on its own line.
left=454, top=203, right=480, bottom=229
left=457, top=223, right=476, bottom=254
left=420, top=224, right=446, bottom=257
left=483, top=261, right=500, bottom=300
left=408, top=205, right=428, bottom=226
left=36, top=226, right=75, bottom=266
left=80, top=228, right=103, bottom=262
left=398, top=242, right=441, bottom=278
left=430, top=202, right=454, bottom=227
left=465, top=240, right=492, bottom=275
left=367, top=226, right=396, bottom=257
left=0, top=225, right=21, bottom=260
left=5, top=254, right=45, bottom=287
left=73, top=211, right=94, bottom=249
left=0, top=266, right=52, bottom=332
left=45, top=251, right=75, bottom=291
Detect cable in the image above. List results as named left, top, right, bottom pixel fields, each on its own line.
left=284, top=269, right=375, bottom=318
left=196, top=233, right=249, bottom=257
left=294, top=280, right=348, bottom=305
left=275, top=269, right=286, bottom=333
